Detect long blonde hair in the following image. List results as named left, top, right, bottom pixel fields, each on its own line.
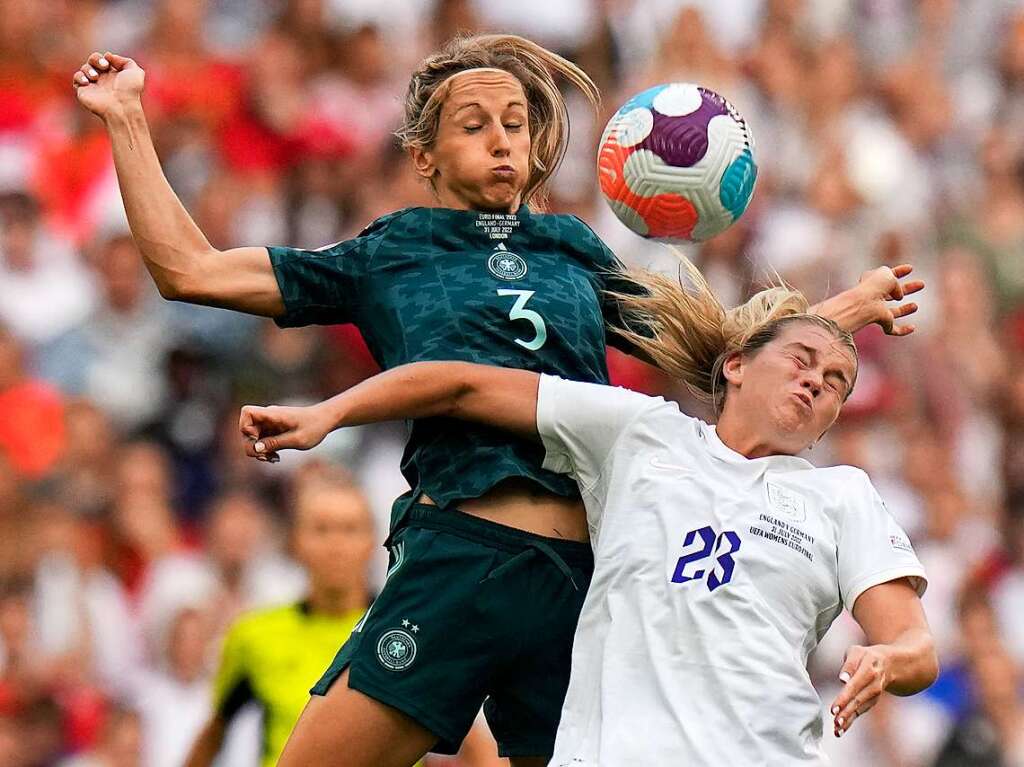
left=608, top=257, right=858, bottom=414
left=394, top=34, right=600, bottom=209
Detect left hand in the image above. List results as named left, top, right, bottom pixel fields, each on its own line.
left=830, top=644, right=892, bottom=737
left=856, top=264, right=924, bottom=336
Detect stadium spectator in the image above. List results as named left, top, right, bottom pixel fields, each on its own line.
left=0, top=0, right=1022, bottom=763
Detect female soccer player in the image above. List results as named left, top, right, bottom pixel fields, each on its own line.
left=73, top=36, right=920, bottom=766
left=239, top=264, right=938, bottom=766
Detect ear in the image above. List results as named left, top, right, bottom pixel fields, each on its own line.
left=721, top=352, right=744, bottom=388
left=409, top=146, right=436, bottom=180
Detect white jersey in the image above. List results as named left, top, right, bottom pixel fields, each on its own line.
left=536, top=376, right=927, bottom=767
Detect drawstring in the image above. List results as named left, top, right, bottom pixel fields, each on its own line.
left=526, top=540, right=579, bottom=590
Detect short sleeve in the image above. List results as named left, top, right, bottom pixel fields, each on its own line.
left=267, top=213, right=396, bottom=328
left=837, top=471, right=928, bottom=613
left=536, top=374, right=657, bottom=490
left=568, top=216, right=652, bottom=355
left=212, top=619, right=254, bottom=720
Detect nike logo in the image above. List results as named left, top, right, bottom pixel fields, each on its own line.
left=649, top=457, right=691, bottom=474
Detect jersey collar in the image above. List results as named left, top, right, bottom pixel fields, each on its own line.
left=701, top=422, right=813, bottom=472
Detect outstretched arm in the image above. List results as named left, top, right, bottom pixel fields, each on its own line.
left=239, top=362, right=541, bottom=461
left=74, top=52, right=283, bottom=315
left=812, top=265, right=924, bottom=336
left=830, top=579, right=938, bottom=739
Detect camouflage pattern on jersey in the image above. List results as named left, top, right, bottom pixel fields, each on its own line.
left=268, top=205, right=630, bottom=523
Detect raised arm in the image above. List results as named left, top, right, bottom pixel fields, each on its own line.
left=829, top=579, right=938, bottom=738
left=239, top=362, right=542, bottom=461
left=811, top=265, right=924, bottom=336
left=73, top=52, right=284, bottom=316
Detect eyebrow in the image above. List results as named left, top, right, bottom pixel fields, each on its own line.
left=452, top=101, right=526, bottom=116
left=786, top=342, right=853, bottom=392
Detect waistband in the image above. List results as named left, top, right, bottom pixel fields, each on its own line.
left=404, top=503, right=593, bottom=568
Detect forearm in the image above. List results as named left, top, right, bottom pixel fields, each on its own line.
left=104, top=102, right=214, bottom=298
left=183, top=716, right=225, bottom=767
left=811, top=287, right=868, bottom=333
left=878, top=627, right=938, bottom=696
left=318, top=362, right=540, bottom=438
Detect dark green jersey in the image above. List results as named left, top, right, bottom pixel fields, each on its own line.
left=268, top=205, right=631, bottom=521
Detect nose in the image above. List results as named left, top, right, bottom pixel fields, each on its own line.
left=800, top=371, right=822, bottom=398
left=490, top=124, right=512, bottom=156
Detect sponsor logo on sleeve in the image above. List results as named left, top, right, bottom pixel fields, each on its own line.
left=889, top=534, right=914, bottom=553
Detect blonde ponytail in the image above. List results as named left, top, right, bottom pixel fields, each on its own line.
left=607, top=251, right=854, bottom=413
left=396, top=34, right=600, bottom=209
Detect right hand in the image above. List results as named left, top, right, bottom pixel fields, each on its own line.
left=855, top=264, right=924, bottom=336
left=238, top=404, right=336, bottom=463
left=72, top=51, right=145, bottom=120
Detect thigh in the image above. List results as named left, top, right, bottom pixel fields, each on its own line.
left=278, top=669, right=436, bottom=767
left=484, top=550, right=593, bottom=759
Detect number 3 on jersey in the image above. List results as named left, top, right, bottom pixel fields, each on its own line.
left=498, top=289, right=547, bottom=351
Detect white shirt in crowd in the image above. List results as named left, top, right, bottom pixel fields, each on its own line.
left=536, top=376, right=928, bottom=767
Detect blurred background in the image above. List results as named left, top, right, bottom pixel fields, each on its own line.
left=1, top=0, right=1023, bottom=764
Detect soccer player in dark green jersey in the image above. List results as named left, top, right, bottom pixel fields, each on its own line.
left=74, top=34, right=920, bottom=767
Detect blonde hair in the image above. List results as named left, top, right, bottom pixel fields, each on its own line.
left=608, top=256, right=858, bottom=414
left=395, top=34, right=600, bottom=209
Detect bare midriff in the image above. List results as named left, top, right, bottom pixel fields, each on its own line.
left=418, top=477, right=589, bottom=542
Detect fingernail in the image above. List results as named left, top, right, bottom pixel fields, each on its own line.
left=89, top=68, right=98, bottom=77
left=831, top=706, right=839, bottom=715
left=98, top=57, right=109, bottom=67
left=837, top=717, right=844, bottom=727
left=839, top=672, right=851, bottom=683
left=255, top=441, right=265, bottom=453
left=269, top=455, right=280, bottom=463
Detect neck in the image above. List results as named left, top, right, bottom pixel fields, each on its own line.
left=307, top=583, right=364, bottom=616
left=715, top=409, right=780, bottom=459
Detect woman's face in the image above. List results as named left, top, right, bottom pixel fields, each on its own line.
left=411, top=69, right=531, bottom=212
left=723, top=323, right=857, bottom=454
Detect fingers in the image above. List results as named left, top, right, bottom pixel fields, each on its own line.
left=87, top=52, right=111, bottom=71
left=244, top=438, right=280, bottom=463
left=900, top=279, right=925, bottom=297
left=238, top=406, right=261, bottom=440
left=891, top=264, right=913, bottom=278
left=890, top=302, right=918, bottom=319
left=103, top=52, right=136, bottom=70
left=888, top=324, right=916, bottom=336
left=831, top=648, right=885, bottom=737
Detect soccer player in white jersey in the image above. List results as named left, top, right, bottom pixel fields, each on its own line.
left=237, top=263, right=938, bottom=766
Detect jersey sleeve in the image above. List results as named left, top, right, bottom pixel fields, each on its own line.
left=212, top=618, right=256, bottom=721
left=837, top=470, right=928, bottom=614
left=267, top=212, right=398, bottom=328
left=536, top=374, right=657, bottom=491
left=568, top=215, right=652, bottom=354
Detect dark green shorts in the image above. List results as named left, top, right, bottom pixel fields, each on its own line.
left=311, top=503, right=593, bottom=757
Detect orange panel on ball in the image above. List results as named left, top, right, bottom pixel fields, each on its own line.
left=599, top=132, right=698, bottom=240
left=635, top=194, right=698, bottom=239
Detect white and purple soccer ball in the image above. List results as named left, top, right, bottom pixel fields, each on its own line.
left=598, top=83, right=757, bottom=243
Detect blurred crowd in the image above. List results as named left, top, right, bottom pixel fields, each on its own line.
left=1, top=0, right=1023, bottom=765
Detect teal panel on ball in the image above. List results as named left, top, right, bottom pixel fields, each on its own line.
left=620, top=84, right=668, bottom=115
left=719, top=149, right=757, bottom=220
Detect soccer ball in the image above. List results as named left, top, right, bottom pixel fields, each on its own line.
left=597, top=83, right=757, bottom=243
